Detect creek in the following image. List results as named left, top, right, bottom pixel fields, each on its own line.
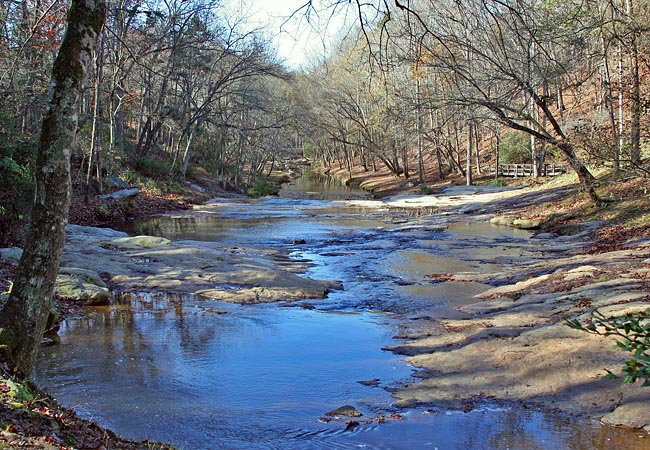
left=34, top=173, right=646, bottom=449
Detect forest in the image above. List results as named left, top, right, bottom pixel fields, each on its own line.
left=1, top=0, right=648, bottom=244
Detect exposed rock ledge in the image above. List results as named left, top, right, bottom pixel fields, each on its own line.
left=57, top=224, right=341, bottom=304
left=387, top=232, right=650, bottom=432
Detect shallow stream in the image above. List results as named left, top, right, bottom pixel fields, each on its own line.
left=34, top=173, right=649, bottom=449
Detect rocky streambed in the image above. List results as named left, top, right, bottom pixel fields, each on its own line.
left=363, top=185, right=650, bottom=431
left=3, top=180, right=650, bottom=448
left=24, top=223, right=340, bottom=307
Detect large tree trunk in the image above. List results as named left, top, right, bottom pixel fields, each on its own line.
left=557, top=141, right=599, bottom=201
left=0, top=0, right=106, bottom=377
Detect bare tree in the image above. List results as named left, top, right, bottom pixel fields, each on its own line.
left=302, top=0, right=608, bottom=200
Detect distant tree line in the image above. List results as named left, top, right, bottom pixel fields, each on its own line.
left=0, top=0, right=648, bottom=378
left=2, top=0, right=648, bottom=237
left=295, top=0, right=649, bottom=201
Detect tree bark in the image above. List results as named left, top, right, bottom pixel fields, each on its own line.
left=629, top=36, right=641, bottom=166
left=87, top=37, right=104, bottom=195
left=0, top=0, right=105, bottom=377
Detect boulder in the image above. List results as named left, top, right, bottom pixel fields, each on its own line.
left=99, top=188, right=140, bottom=201
left=56, top=274, right=110, bottom=306
left=109, top=176, right=131, bottom=190
left=58, top=267, right=107, bottom=287
left=325, top=405, right=363, bottom=417
left=66, top=224, right=128, bottom=239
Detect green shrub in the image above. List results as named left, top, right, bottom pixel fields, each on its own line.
left=184, top=163, right=196, bottom=179
left=567, top=308, right=650, bottom=386
left=0, top=156, right=31, bottom=182
left=6, top=379, right=35, bottom=403
left=0, top=151, right=35, bottom=245
left=486, top=178, right=507, bottom=187
left=499, top=131, right=531, bottom=164
left=133, top=156, right=171, bottom=178
left=246, top=175, right=274, bottom=198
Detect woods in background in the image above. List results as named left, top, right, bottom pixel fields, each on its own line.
left=298, top=0, right=648, bottom=201
left=1, top=0, right=649, bottom=237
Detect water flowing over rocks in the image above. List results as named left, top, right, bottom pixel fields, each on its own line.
left=5, top=181, right=649, bottom=441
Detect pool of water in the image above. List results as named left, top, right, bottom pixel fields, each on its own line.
left=37, top=294, right=410, bottom=449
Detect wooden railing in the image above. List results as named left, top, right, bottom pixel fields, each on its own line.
left=495, top=163, right=569, bottom=177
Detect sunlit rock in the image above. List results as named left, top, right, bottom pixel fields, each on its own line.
left=107, top=235, right=172, bottom=249
left=56, top=274, right=110, bottom=306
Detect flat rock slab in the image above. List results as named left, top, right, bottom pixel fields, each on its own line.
left=601, top=391, right=650, bottom=431
left=390, top=236, right=650, bottom=429
left=60, top=225, right=341, bottom=304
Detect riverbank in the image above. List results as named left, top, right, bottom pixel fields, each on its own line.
left=0, top=375, right=174, bottom=449
left=319, top=163, right=650, bottom=430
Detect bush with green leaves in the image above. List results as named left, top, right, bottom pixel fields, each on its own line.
left=498, top=131, right=531, bottom=164
left=246, top=175, right=275, bottom=198
left=133, top=156, right=172, bottom=178
left=485, top=178, right=507, bottom=187
left=566, top=308, right=650, bottom=386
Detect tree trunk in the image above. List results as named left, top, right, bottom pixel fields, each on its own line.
left=618, top=44, right=625, bottom=161
left=466, top=121, right=473, bottom=186
left=474, top=125, right=481, bottom=175
left=629, top=35, right=641, bottom=166
left=415, top=75, right=424, bottom=183
left=181, top=126, right=198, bottom=178
left=494, top=132, right=500, bottom=181
left=558, top=141, right=599, bottom=201
left=600, top=32, right=619, bottom=169
left=87, top=39, right=104, bottom=195
left=0, top=0, right=105, bottom=377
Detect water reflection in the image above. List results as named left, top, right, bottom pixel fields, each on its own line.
left=37, top=293, right=648, bottom=449
left=36, top=293, right=412, bottom=449
left=279, top=171, right=371, bottom=200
